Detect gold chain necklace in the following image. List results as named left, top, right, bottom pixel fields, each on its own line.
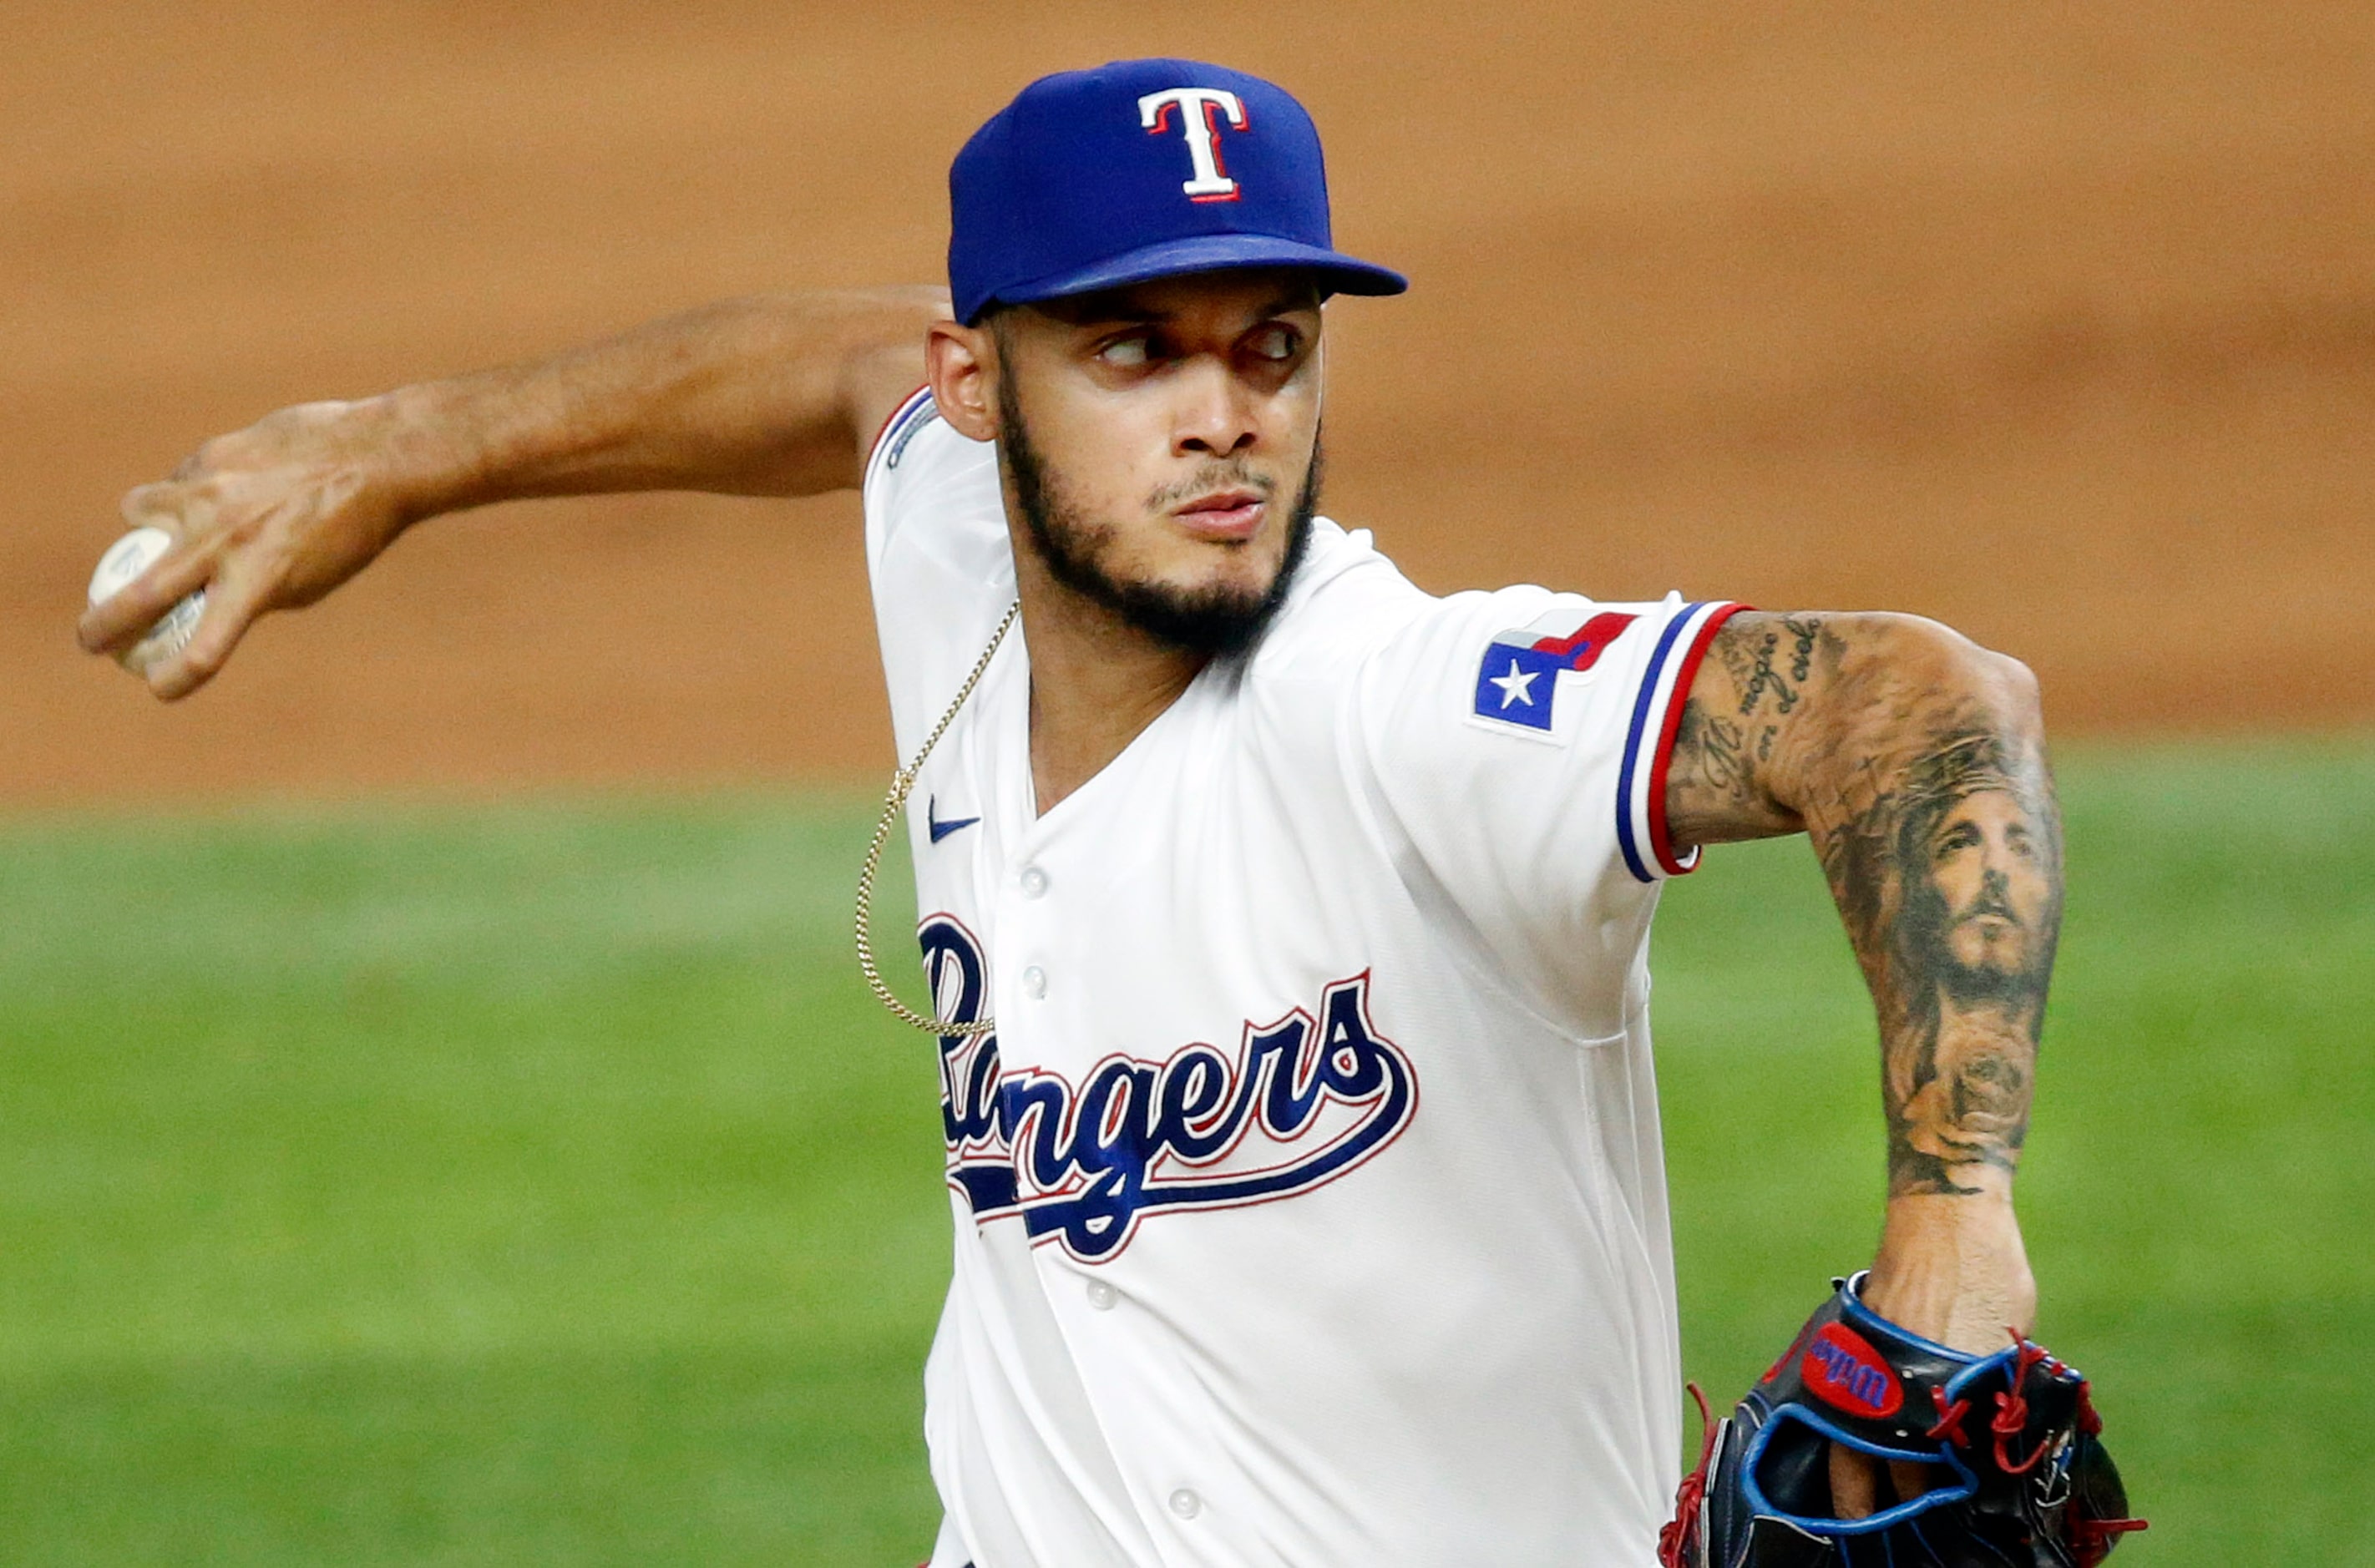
left=852, top=599, right=1021, bottom=1038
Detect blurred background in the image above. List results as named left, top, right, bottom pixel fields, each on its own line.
left=4, top=3, right=2369, bottom=1562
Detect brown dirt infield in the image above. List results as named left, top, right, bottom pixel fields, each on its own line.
left=7, top=3, right=2372, bottom=804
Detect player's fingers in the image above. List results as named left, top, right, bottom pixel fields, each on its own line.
left=1887, top=1457, right=1936, bottom=1505
left=119, top=478, right=215, bottom=533
left=145, top=568, right=261, bottom=701
left=77, top=525, right=216, bottom=655
left=1828, top=1443, right=1880, bottom=1519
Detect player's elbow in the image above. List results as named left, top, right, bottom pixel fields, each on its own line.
left=1988, top=645, right=2045, bottom=726
left=1832, top=612, right=2045, bottom=734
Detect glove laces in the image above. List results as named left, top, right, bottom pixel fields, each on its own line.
left=1656, top=1383, right=1719, bottom=1568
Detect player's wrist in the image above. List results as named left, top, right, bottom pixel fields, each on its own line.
left=366, top=378, right=510, bottom=525
left=1866, top=1191, right=2035, bottom=1352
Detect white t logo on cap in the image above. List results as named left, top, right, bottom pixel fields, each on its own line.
left=1137, top=87, right=1250, bottom=202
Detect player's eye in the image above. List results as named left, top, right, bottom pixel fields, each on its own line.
left=1098, top=335, right=1153, bottom=368
left=1247, top=324, right=1299, bottom=362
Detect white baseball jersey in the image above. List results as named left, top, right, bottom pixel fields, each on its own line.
left=863, top=387, right=1741, bottom=1567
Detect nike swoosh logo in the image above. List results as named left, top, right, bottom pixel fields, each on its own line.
left=927, top=795, right=980, bottom=844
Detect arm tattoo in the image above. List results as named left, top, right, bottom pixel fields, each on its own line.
left=1674, top=702, right=1759, bottom=804
left=1669, top=613, right=2062, bottom=1200
left=1819, top=717, right=2061, bottom=1196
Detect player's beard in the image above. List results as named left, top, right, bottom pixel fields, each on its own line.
left=998, top=376, right=1320, bottom=659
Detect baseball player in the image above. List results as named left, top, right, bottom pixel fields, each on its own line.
left=80, top=58, right=2129, bottom=1566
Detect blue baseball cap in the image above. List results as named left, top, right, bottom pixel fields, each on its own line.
left=948, top=58, right=1408, bottom=326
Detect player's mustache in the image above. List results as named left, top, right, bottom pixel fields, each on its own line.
left=1149, top=463, right=1275, bottom=510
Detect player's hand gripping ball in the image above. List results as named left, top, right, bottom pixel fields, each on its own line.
left=1659, top=1275, right=2145, bottom=1568
left=87, top=527, right=205, bottom=680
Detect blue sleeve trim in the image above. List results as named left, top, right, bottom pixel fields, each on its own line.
left=1613, top=604, right=1704, bottom=884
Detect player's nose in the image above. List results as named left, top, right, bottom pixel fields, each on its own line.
left=1170, top=358, right=1260, bottom=458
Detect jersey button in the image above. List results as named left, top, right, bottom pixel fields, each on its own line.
left=1019, top=866, right=1049, bottom=898
left=1167, top=1488, right=1202, bottom=1520
left=1021, top=965, right=1047, bottom=999
left=1085, top=1279, right=1117, bottom=1311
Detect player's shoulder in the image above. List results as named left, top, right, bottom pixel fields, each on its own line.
left=1347, top=585, right=1742, bottom=888
left=1354, top=584, right=1735, bottom=752
left=1251, top=519, right=1429, bottom=657
left=1247, top=538, right=1670, bottom=708
left=860, top=388, right=1002, bottom=570
left=863, top=387, right=980, bottom=498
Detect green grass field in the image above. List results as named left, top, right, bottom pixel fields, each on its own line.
left=2, top=741, right=2367, bottom=1564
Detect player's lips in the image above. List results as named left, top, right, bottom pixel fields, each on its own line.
left=1171, top=488, right=1266, bottom=540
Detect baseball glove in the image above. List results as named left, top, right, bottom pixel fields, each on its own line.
left=1658, top=1274, right=2145, bottom=1567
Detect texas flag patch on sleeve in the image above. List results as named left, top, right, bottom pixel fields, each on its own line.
left=1470, top=609, right=1640, bottom=733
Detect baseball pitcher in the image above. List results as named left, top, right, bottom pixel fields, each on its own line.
left=78, top=58, right=2139, bottom=1567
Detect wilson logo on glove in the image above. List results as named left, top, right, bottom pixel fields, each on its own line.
left=1801, top=1323, right=1903, bottom=1418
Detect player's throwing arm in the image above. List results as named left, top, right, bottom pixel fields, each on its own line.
left=76, top=290, right=948, bottom=699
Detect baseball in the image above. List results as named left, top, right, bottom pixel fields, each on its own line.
left=88, top=526, right=206, bottom=678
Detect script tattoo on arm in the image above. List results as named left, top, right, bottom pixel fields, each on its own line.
left=1666, top=611, right=2063, bottom=1200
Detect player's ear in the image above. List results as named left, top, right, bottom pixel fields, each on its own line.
left=927, top=319, right=999, bottom=443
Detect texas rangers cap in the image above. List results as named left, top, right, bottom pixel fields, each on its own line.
left=947, top=58, right=1408, bottom=325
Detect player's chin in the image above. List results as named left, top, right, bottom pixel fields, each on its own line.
left=1128, top=544, right=1267, bottom=604
left=1182, top=564, right=1285, bottom=621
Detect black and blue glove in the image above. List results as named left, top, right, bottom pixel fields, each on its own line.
left=1659, top=1274, right=2145, bottom=1568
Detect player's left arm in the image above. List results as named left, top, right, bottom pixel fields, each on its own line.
left=1664, top=609, right=2057, bottom=1352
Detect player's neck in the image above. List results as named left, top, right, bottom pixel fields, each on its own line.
left=1015, top=565, right=1208, bottom=816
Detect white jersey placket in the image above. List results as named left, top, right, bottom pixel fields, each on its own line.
left=964, top=647, right=1243, bottom=1564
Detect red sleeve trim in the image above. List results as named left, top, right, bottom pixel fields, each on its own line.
left=1645, top=602, right=1750, bottom=877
